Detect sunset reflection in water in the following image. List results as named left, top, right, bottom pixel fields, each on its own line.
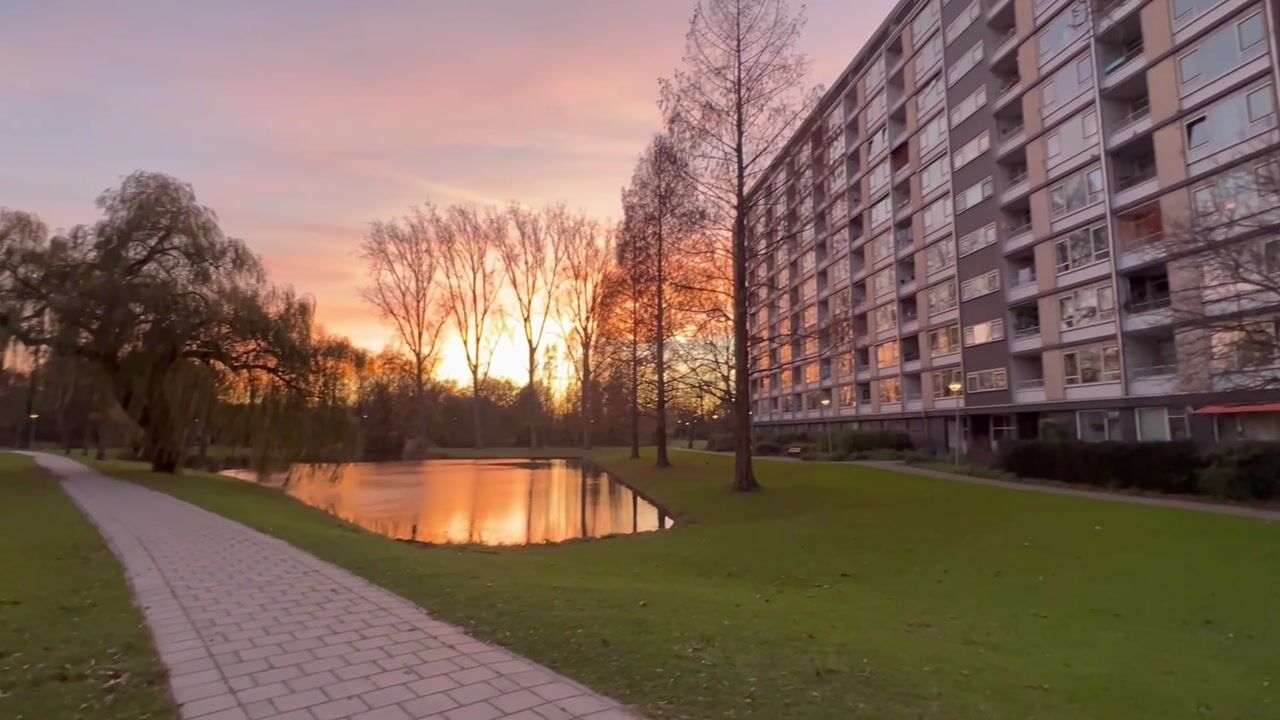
left=235, top=459, right=670, bottom=546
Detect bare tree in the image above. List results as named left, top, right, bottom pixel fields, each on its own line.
left=622, top=133, right=706, bottom=468
left=1147, top=154, right=1280, bottom=392
left=359, top=206, right=446, bottom=450
left=562, top=217, right=616, bottom=449
left=498, top=203, right=567, bottom=447
left=436, top=204, right=506, bottom=448
left=661, top=0, right=812, bottom=490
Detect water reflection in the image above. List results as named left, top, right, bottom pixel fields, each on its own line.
left=231, top=459, right=671, bottom=546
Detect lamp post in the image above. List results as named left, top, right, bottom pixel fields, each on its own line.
left=27, top=413, right=39, bottom=450
left=948, top=381, right=963, bottom=466
left=820, top=397, right=832, bottom=453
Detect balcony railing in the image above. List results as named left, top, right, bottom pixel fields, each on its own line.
left=1010, top=273, right=1037, bottom=290
left=1104, top=40, right=1144, bottom=76
left=1126, top=294, right=1172, bottom=313
left=1114, top=98, right=1151, bottom=133
left=1132, top=363, right=1176, bottom=378
left=1006, top=220, right=1033, bottom=237
left=1117, top=163, right=1157, bottom=191
left=1016, top=378, right=1046, bottom=390
left=1014, top=324, right=1041, bottom=338
left=1008, top=169, right=1029, bottom=186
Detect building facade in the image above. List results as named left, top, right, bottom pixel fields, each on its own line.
left=747, top=0, right=1280, bottom=451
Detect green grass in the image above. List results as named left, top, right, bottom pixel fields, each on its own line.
left=101, top=449, right=1280, bottom=719
left=0, top=454, right=175, bottom=720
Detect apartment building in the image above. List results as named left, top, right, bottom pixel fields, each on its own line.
left=746, top=0, right=1280, bottom=451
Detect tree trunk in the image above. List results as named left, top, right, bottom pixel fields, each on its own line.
left=654, top=219, right=670, bottom=469
left=580, top=346, right=593, bottom=450
left=629, top=328, right=640, bottom=460
left=470, top=379, right=483, bottom=448
left=731, top=206, right=759, bottom=491
left=527, top=345, right=538, bottom=448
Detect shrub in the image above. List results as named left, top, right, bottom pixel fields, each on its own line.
left=754, top=439, right=781, bottom=455
left=835, top=429, right=913, bottom=454
left=1197, top=443, right=1280, bottom=500
left=707, top=433, right=735, bottom=452
left=999, top=440, right=1203, bottom=493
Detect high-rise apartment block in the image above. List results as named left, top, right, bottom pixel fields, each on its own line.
left=747, top=0, right=1280, bottom=450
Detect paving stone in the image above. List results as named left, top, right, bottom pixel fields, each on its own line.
left=32, top=453, right=645, bottom=720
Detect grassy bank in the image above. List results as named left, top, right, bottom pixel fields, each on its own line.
left=104, top=449, right=1279, bottom=719
left=0, top=454, right=175, bottom=720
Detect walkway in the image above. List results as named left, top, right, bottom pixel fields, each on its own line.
left=30, top=453, right=642, bottom=720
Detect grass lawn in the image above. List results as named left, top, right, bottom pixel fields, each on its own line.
left=0, top=453, right=175, bottom=720
left=102, top=449, right=1279, bottom=719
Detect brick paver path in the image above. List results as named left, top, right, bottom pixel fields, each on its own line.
left=30, top=453, right=642, bottom=720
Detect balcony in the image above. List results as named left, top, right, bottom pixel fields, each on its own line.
left=1002, top=222, right=1035, bottom=252
left=992, top=27, right=1019, bottom=63
left=1007, top=272, right=1038, bottom=302
left=1010, top=325, right=1043, bottom=353
left=997, top=122, right=1026, bottom=156
left=1094, top=0, right=1145, bottom=32
left=1101, top=39, right=1146, bottom=89
left=1014, top=378, right=1046, bottom=403
left=1128, top=363, right=1177, bottom=395
left=1000, top=168, right=1031, bottom=205
left=1108, top=97, right=1153, bottom=149
left=1113, top=158, right=1158, bottom=207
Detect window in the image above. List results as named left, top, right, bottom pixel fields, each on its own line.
left=952, top=131, right=991, bottom=169
left=923, top=196, right=953, bottom=233
left=924, top=239, right=955, bottom=274
left=950, top=86, right=987, bottom=127
left=1077, top=410, right=1121, bottom=441
left=958, top=223, right=998, bottom=256
left=871, top=232, right=893, bottom=262
left=1058, top=282, right=1115, bottom=329
left=964, top=319, right=1005, bottom=346
left=931, top=368, right=963, bottom=399
left=871, top=266, right=895, bottom=297
left=919, top=113, right=948, bottom=154
left=867, top=90, right=887, bottom=124
left=945, top=0, right=981, bottom=44
left=868, top=125, right=890, bottom=157
left=913, top=34, right=944, bottom=77
left=927, top=280, right=958, bottom=314
left=966, top=368, right=1008, bottom=393
left=864, top=54, right=886, bottom=91
left=1050, top=166, right=1105, bottom=218
left=804, top=362, right=820, bottom=384
left=948, top=41, right=984, bottom=85
left=876, top=341, right=900, bottom=368
left=961, top=269, right=1000, bottom=300
left=1211, top=320, right=1280, bottom=371
left=838, top=384, right=857, bottom=408
left=1063, top=344, right=1121, bottom=385
left=912, top=0, right=939, bottom=40
left=1179, top=12, right=1269, bottom=92
left=1186, top=116, right=1209, bottom=149
left=1043, top=54, right=1093, bottom=110
left=1136, top=407, right=1191, bottom=441
left=873, top=302, right=898, bottom=332
left=1046, top=109, right=1099, bottom=162
left=869, top=160, right=891, bottom=193
left=929, top=323, right=961, bottom=355
left=870, top=196, right=892, bottom=226
left=1053, top=223, right=1110, bottom=273
left=916, top=76, right=945, bottom=116
left=878, top=377, right=903, bottom=403
left=991, top=415, right=1017, bottom=446
left=1249, top=86, right=1276, bottom=123
left=921, top=156, right=949, bottom=195
left=1038, top=1, right=1088, bottom=63
left=955, top=177, right=994, bottom=213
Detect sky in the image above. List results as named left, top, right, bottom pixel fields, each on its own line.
left=0, top=0, right=895, bottom=383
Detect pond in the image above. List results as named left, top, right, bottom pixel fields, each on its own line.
left=230, top=458, right=671, bottom=546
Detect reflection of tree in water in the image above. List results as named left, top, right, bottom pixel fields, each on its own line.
left=262, top=459, right=666, bottom=546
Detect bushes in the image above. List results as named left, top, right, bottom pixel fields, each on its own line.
left=835, top=429, right=912, bottom=454
left=754, top=439, right=781, bottom=455
left=1197, top=443, right=1280, bottom=500
left=707, top=433, right=735, bottom=452
left=999, top=441, right=1202, bottom=493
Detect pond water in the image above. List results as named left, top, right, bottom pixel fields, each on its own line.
left=231, top=459, right=671, bottom=546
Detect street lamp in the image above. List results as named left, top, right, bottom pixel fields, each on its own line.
left=27, top=413, right=39, bottom=450
left=948, top=381, right=963, bottom=466
left=820, top=397, right=832, bottom=453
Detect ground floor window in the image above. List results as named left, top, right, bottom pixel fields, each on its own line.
left=991, top=414, right=1016, bottom=447
left=1135, top=407, right=1191, bottom=441
left=1078, top=410, right=1121, bottom=441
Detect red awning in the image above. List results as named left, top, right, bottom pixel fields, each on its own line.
left=1195, top=403, right=1280, bottom=415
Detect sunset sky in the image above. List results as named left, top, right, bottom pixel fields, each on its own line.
left=1, top=0, right=895, bottom=383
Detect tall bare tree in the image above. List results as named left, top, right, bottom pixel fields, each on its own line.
left=622, top=133, right=706, bottom=468
left=661, top=0, right=811, bottom=490
left=498, top=203, right=567, bottom=447
left=436, top=204, right=506, bottom=448
left=1148, top=153, right=1280, bottom=392
left=359, top=205, right=446, bottom=450
left=562, top=218, right=615, bottom=449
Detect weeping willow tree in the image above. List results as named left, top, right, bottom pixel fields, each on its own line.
left=0, top=172, right=361, bottom=473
